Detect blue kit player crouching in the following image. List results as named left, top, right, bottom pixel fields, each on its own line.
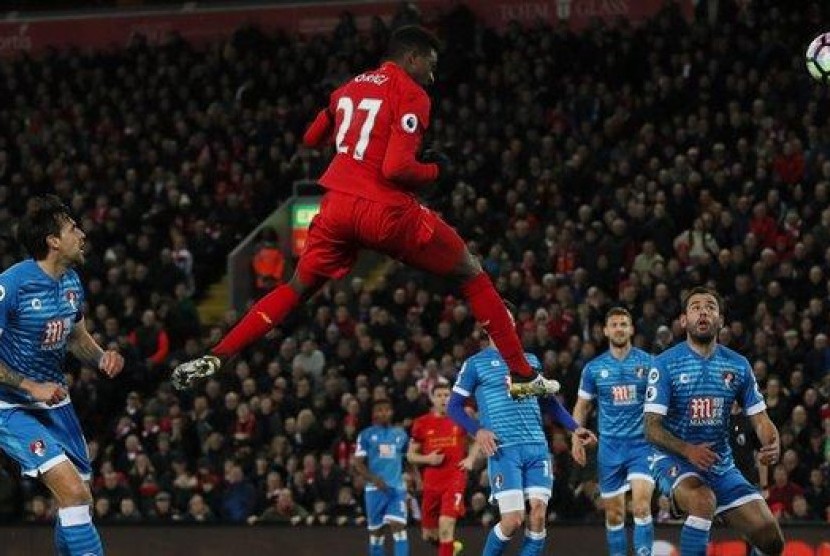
left=0, top=195, right=124, bottom=556
left=354, top=399, right=410, bottom=556
left=447, top=332, right=596, bottom=556
left=573, top=307, right=655, bottom=556
left=644, top=287, right=784, bottom=556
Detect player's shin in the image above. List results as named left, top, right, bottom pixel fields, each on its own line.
left=369, top=533, right=385, bottom=556
left=54, top=520, right=70, bottom=556
left=605, top=522, right=627, bottom=556
left=680, top=516, right=711, bottom=556
left=482, top=523, right=511, bottom=556
left=57, top=505, right=103, bottom=556
left=634, top=515, right=654, bottom=555
left=392, top=529, right=409, bottom=556
left=460, top=273, right=534, bottom=379
left=518, top=529, right=547, bottom=556
left=211, top=284, right=301, bottom=357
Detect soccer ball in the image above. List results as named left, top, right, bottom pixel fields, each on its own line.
left=806, top=33, right=830, bottom=82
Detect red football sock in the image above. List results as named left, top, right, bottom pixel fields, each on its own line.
left=460, top=272, right=533, bottom=377
left=438, top=541, right=454, bottom=556
left=211, top=284, right=301, bottom=358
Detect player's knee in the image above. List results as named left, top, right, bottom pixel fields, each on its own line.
left=527, top=500, right=547, bottom=529
left=685, top=488, right=716, bottom=518
left=62, top=481, right=92, bottom=507
left=500, top=513, right=524, bottom=536
left=754, top=525, right=784, bottom=555
left=605, top=507, right=625, bottom=527
left=437, top=524, right=454, bottom=542
left=632, top=501, right=652, bottom=520
left=450, top=250, right=481, bottom=282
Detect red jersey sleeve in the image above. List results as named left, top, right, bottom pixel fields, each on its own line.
left=410, top=416, right=424, bottom=444
left=381, top=87, right=439, bottom=186
left=303, top=108, right=334, bottom=148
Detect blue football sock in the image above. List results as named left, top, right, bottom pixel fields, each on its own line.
left=369, top=534, right=384, bottom=556
left=680, top=516, right=711, bottom=556
left=606, top=522, right=627, bottom=556
left=392, top=530, right=409, bottom=556
left=58, top=506, right=103, bottom=556
left=54, top=520, right=70, bottom=556
left=519, top=529, right=546, bottom=556
left=634, top=515, right=654, bottom=555
left=482, top=523, right=511, bottom=556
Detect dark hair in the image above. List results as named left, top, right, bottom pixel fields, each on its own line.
left=387, top=25, right=440, bottom=59
left=372, top=399, right=392, bottom=410
left=604, top=307, right=633, bottom=323
left=681, top=286, right=724, bottom=314
left=17, top=195, right=73, bottom=260
left=431, top=383, right=450, bottom=395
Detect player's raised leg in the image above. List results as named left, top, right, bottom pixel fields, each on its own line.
left=172, top=195, right=351, bottom=389
left=396, top=208, right=558, bottom=397
left=721, top=498, right=784, bottom=555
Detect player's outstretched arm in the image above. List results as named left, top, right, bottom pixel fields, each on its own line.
left=68, top=317, right=124, bottom=378
left=749, top=411, right=780, bottom=466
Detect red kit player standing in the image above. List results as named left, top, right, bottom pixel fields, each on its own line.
left=408, top=384, right=477, bottom=556
left=172, top=26, right=558, bottom=399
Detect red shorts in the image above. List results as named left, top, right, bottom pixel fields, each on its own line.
left=420, top=487, right=466, bottom=528
left=296, top=190, right=466, bottom=284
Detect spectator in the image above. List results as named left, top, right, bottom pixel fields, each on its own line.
left=251, top=227, right=286, bottom=298
left=113, top=498, right=144, bottom=522
left=182, top=494, right=217, bottom=523
left=147, top=491, right=179, bottom=522
left=221, top=464, right=257, bottom=523
left=248, top=489, right=309, bottom=525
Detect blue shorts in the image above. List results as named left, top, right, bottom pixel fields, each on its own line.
left=650, top=453, right=763, bottom=515
left=487, top=443, right=553, bottom=510
left=598, top=436, right=654, bottom=498
left=0, top=402, right=91, bottom=480
left=364, top=488, right=407, bottom=530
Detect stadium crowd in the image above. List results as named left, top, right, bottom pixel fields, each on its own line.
left=0, top=0, right=829, bottom=528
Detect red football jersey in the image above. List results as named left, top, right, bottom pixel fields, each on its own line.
left=303, top=61, right=439, bottom=205
left=410, top=412, right=467, bottom=489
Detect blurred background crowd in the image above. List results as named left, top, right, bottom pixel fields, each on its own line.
left=0, top=0, right=829, bottom=528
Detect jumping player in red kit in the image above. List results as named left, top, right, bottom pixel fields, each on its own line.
left=408, top=384, right=477, bottom=556
left=172, top=26, right=558, bottom=399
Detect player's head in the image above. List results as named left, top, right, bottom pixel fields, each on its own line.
left=680, top=286, right=724, bottom=345
left=603, top=307, right=634, bottom=348
left=430, top=383, right=451, bottom=414
left=17, top=195, right=86, bottom=266
left=372, top=399, right=393, bottom=425
left=387, top=25, right=440, bottom=86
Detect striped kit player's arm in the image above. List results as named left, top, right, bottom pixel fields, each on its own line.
left=0, top=358, right=66, bottom=405
left=67, top=316, right=104, bottom=368
left=643, top=413, right=689, bottom=458
left=739, top=361, right=779, bottom=466
left=68, top=317, right=123, bottom=378
left=0, top=358, right=26, bottom=390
